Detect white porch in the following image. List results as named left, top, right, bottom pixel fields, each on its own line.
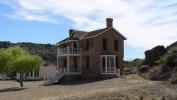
left=57, top=40, right=82, bottom=55
left=57, top=55, right=82, bottom=75
left=100, top=55, right=120, bottom=76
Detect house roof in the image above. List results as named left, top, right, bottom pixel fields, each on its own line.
left=74, top=30, right=88, bottom=39
left=81, top=28, right=108, bottom=39
left=57, top=27, right=126, bottom=44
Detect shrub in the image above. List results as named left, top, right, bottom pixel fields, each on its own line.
left=169, top=73, right=177, bottom=84
left=139, top=95, right=144, bottom=100
left=155, top=54, right=169, bottom=72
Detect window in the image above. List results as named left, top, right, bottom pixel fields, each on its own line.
left=86, top=56, right=89, bottom=68
left=86, top=40, right=89, bottom=51
left=103, top=39, right=107, bottom=50
left=116, top=56, right=119, bottom=68
left=114, top=40, right=118, bottom=51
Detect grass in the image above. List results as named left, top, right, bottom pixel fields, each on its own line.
left=139, top=95, right=144, bottom=100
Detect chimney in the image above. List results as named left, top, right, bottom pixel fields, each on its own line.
left=106, top=18, right=113, bottom=28
left=69, top=29, right=74, bottom=36
left=45, top=60, right=50, bottom=66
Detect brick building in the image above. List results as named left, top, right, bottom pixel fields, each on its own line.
left=44, top=18, right=127, bottom=85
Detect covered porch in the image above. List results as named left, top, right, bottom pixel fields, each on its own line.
left=100, top=55, right=120, bottom=76
left=57, top=55, right=82, bottom=74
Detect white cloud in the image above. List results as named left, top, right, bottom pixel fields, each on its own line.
left=0, top=0, right=177, bottom=49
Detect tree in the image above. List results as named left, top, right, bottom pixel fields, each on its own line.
left=0, top=46, right=42, bottom=87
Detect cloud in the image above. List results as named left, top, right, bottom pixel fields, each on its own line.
left=0, top=0, right=177, bottom=49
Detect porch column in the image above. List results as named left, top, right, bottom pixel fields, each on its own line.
left=109, top=57, right=111, bottom=67
left=29, top=71, right=31, bottom=78
left=67, top=55, right=70, bottom=74
left=32, top=70, right=35, bottom=78
left=72, top=41, right=73, bottom=54
left=77, top=42, right=79, bottom=53
left=114, top=56, right=116, bottom=72
left=67, top=46, right=70, bottom=54
left=57, top=56, right=59, bottom=72
left=105, top=56, right=107, bottom=73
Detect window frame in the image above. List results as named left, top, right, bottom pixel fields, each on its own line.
left=103, top=39, right=107, bottom=50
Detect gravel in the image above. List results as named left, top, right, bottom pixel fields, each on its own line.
left=0, top=74, right=177, bottom=100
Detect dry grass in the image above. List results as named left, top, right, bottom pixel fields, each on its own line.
left=0, top=74, right=177, bottom=100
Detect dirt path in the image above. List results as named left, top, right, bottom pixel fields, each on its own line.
left=0, top=74, right=177, bottom=100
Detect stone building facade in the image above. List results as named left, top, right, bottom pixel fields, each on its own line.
left=44, top=18, right=127, bottom=85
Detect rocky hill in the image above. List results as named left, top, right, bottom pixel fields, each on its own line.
left=0, top=41, right=57, bottom=65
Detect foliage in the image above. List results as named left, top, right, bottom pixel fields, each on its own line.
left=166, top=41, right=177, bottom=54
left=0, top=41, right=57, bottom=65
left=124, top=58, right=145, bottom=67
left=155, top=54, right=168, bottom=72
left=139, top=95, right=144, bottom=100
left=0, top=46, right=42, bottom=87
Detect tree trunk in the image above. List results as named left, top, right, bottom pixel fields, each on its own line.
left=20, top=81, right=23, bottom=87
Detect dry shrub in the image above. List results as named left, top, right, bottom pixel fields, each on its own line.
left=169, top=73, right=177, bottom=84
left=146, top=66, right=162, bottom=80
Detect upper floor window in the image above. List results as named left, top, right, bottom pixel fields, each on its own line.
left=114, top=40, right=118, bottom=51
left=86, top=40, right=89, bottom=51
left=103, top=39, right=107, bottom=50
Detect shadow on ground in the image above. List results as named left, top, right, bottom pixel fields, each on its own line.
left=53, top=79, right=106, bottom=85
left=0, top=87, right=27, bottom=93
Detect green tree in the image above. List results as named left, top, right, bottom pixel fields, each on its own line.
left=0, top=46, right=42, bottom=87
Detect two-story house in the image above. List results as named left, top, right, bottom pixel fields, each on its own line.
left=44, top=18, right=127, bottom=85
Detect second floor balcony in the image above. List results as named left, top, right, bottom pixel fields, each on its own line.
left=57, top=47, right=82, bottom=55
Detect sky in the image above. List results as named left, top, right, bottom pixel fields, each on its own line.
left=0, top=0, right=177, bottom=61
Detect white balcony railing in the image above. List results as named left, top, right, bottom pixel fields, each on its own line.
left=57, top=47, right=82, bottom=55
left=58, top=68, right=81, bottom=74
left=100, top=67, right=120, bottom=77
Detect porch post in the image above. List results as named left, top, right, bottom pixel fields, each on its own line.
left=67, top=46, right=70, bottom=54
left=72, top=41, right=73, bottom=53
left=114, top=56, right=116, bottom=72
left=57, top=56, right=59, bottom=73
left=67, top=55, right=70, bottom=74
left=77, top=41, right=79, bottom=53
left=105, top=56, right=107, bottom=73
left=29, top=71, right=31, bottom=78
left=109, top=57, right=111, bottom=67
left=32, top=70, right=35, bottom=78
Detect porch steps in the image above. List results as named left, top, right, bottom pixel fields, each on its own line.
left=44, top=72, right=65, bottom=86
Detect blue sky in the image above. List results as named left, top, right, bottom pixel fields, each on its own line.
left=0, top=0, right=177, bottom=60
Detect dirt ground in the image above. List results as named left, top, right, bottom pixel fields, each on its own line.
left=0, top=74, right=177, bottom=100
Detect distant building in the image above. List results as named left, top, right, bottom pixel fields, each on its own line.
left=44, top=18, right=127, bottom=85
left=0, top=60, right=56, bottom=80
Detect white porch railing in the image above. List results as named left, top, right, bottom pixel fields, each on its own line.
left=100, top=67, right=120, bottom=77
left=44, top=68, right=81, bottom=86
left=58, top=68, right=81, bottom=74
left=57, top=47, right=82, bottom=55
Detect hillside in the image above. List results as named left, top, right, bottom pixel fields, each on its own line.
left=166, top=41, right=177, bottom=54
left=0, top=41, right=57, bottom=65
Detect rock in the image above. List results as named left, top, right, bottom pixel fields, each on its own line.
left=137, top=65, right=149, bottom=74
left=145, top=45, right=167, bottom=65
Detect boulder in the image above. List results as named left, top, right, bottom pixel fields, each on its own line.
left=145, top=45, right=167, bottom=65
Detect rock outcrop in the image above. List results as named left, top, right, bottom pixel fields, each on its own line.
left=145, top=45, right=167, bottom=65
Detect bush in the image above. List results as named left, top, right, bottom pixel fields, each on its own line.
left=169, top=73, right=177, bottom=84
left=155, top=54, right=169, bottom=72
